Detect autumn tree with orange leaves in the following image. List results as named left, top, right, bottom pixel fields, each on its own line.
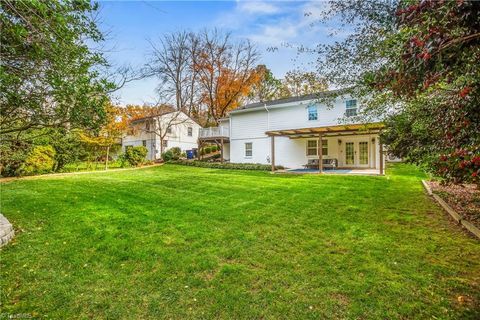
left=145, top=29, right=262, bottom=126
left=80, top=104, right=129, bottom=169
left=194, top=30, right=261, bottom=125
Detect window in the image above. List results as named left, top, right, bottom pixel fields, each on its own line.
left=308, top=105, right=318, bottom=121
left=187, top=127, right=193, bottom=136
left=306, top=140, right=328, bottom=156
left=142, top=140, right=147, bottom=147
left=167, top=127, right=172, bottom=134
left=146, top=120, right=150, bottom=131
left=162, top=140, right=168, bottom=149
left=245, top=142, right=252, bottom=157
left=345, top=99, right=357, bottom=117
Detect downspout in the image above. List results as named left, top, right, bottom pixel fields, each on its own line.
left=263, top=103, right=270, bottom=130
left=264, top=103, right=271, bottom=164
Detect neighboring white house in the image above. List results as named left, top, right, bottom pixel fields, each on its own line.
left=122, top=111, right=201, bottom=160
left=199, top=91, right=386, bottom=173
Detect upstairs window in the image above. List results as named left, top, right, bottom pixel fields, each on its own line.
left=187, top=127, right=193, bottom=136
left=162, top=140, right=168, bottom=149
left=308, top=105, right=318, bottom=121
left=345, top=99, right=357, bottom=117
left=142, top=140, right=147, bottom=147
left=167, top=127, right=172, bottom=134
left=245, top=142, right=252, bottom=157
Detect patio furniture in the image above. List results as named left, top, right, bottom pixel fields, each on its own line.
left=304, top=158, right=338, bottom=169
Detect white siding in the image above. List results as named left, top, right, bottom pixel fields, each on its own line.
left=231, top=110, right=268, bottom=139
left=228, top=96, right=384, bottom=169
left=122, top=112, right=201, bottom=160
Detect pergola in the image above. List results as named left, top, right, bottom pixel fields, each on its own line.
left=265, top=122, right=385, bottom=174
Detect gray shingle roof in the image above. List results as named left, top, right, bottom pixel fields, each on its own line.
left=232, top=89, right=346, bottom=112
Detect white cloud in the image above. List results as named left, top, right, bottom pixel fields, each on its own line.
left=237, top=1, right=281, bottom=15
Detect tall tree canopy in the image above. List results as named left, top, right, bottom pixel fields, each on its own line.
left=145, top=29, right=261, bottom=126
left=247, top=65, right=284, bottom=103
left=0, top=0, right=113, bottom=135
left=281, top=70, right=328, bottom=97
left=313, top=0, right=480, bottom=184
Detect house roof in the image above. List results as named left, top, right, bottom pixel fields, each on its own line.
left=232, top=89, right=347, bottom=113
left=130, top=110, right=202, bottom=127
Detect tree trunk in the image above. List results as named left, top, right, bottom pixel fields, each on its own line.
left=105, top=145, right=110, bottom=170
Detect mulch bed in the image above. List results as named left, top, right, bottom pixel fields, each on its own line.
left=428, top=181, right=480, bottom=229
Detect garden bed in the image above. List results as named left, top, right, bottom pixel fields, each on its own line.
left=168, top=160, right=284, bottom=171
left=427, top=181, right=480, bottom=230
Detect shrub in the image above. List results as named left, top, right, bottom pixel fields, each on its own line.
left=170, top=147, right=182, bottom=160
left=21, top=145, right=56, bottom=175
left=120, top=146, right=148, bottom=167
left=162, top=147, right=182, bottom=161
left=162, top=150, right=174, bottom=162
left=204, top=146, right=212, bottom=154
left=167, top=160, right=284, bottom=171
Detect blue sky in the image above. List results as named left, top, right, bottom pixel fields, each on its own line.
left=98, top=1, right=339, bottom=105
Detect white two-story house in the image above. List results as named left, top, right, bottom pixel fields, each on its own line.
left=199, top=91, right=385, bottom=174
left=122, top=111, right=201, bottom=160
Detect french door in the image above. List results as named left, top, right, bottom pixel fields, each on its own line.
left=345, top=141, right=369, bottom=167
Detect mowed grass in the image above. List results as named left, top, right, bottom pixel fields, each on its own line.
left=0, top=164, right=479, bottom=319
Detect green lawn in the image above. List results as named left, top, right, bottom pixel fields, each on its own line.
left=1, top=164, right=479, bottom=319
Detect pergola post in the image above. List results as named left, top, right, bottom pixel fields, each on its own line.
left=379, top=142, right=384, bottom=175
left=271, top=135, right=275, bottom=172
left=318, top=133, right=323, bottom=173
left=220, top=138, right=224, bottom=163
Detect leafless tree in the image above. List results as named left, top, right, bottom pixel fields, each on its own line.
left=145, top=31, right=200, bottom=116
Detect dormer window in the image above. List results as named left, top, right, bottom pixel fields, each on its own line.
left=345, top=99, right=357, bottom=117
left=308, top=105, right=318, bottom=121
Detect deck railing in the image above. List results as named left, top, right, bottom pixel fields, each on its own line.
left=199, top=126, right=229, bottom=139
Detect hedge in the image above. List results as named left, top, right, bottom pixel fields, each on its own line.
left=167, top=160, right=284, bottom=171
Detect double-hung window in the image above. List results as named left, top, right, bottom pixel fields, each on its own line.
left=308, top=105, right=318, bottom=121
left=187, top=127, right=193, bottom=136
left=306, top=140, right=328, bottom=156
left=345, top=99, right=357, bottom=117
left=245, top=142, right=252, bottom=157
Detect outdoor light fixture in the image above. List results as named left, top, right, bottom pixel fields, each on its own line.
left=372, top=138, right=376, bottom=143
left=338, top=139, right=342, bottom=145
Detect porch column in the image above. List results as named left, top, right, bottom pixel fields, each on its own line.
left=271, top=135, right=275, bottom=172
left=318, top=133, right=323, bottom=173
left=379, top=142, right=384, bottom=175
left=220, top=138, right=224, bottom=163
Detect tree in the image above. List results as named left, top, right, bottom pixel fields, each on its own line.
left=194, top=29, right=262, bottom=125
left=247, top=65, right=284, bottom=103
left=0, top=0, right=114, bottom=136
left=145, top=31, right=200, bottom=116
left=281, top=70, right=328, bottom=97
left=80, top=105, right=128, bottom=169
left=311, top=0, right=480, bottom=185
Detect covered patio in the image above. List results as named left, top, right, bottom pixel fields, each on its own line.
left=266, top=123, right=385, bottom=175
